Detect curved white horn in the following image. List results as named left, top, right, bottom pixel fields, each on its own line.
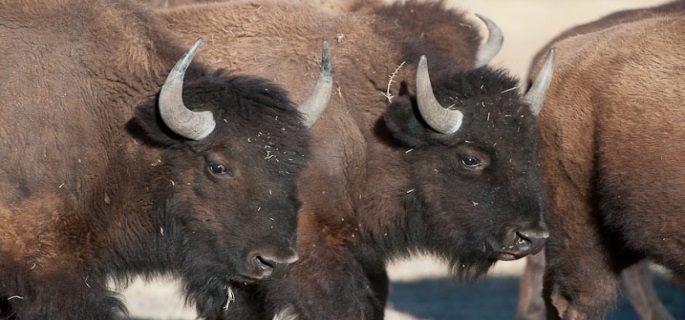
left=298, top=40, right=333, bottom=128
left=524, top=48, right=555, bottom=117
left=416, top=55, right=463, bottom=134
left=159, top=38, right=216, bottom=140
left=474, top=14, right=504, bottom=68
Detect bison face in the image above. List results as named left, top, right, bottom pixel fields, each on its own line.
left=382, top=65, right=549, bottom=279
left=129, top=73, right=310, bottom=292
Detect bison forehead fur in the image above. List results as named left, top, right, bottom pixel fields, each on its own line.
left=386, top=67, right=537, bottom=147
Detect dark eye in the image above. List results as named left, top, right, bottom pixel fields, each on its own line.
left=461, top=155, right=482, bottom=168
left=208, top=162, right=232, bottom=176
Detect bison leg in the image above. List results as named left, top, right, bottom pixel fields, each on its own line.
left=620, top=261, right=674, bottom=320
left=516, top=250, right=546, bottom=320
left=543, top=244, right=621, bottom=320
left=518, top=253, right=673, bottom=320
left=541, top=187, right=624, bottom=320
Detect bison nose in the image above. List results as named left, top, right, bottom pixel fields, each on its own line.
left=513, top=228, right=549, bottom=256
left=252, top=252, right=299, bottom=280
left=498, top=227, right=549, bottom=261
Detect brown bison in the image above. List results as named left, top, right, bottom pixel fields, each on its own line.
left=0, top=0, right=332, bottom=319
left=155, top=0, right=553, bottom=318
left=525, top=1, right=685, bottom=319
left=519, top=2, right=685, bottom=319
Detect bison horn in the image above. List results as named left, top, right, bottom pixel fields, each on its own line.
left=298, top=40, right=333, bottom=128
left=159, top=38, right=216, bottom=140
left=416, top=55, right=464, bottom=134
left=523, top=48, right=555, bottom=117
left=474, top=14, right=504, bottom=68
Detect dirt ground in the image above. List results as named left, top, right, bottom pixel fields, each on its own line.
left=118, top=1, right=685, bottom=319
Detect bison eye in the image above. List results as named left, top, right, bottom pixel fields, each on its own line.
left=461, top=155, right=482, bottom=168
left=208, top=162, right=232, bottom=176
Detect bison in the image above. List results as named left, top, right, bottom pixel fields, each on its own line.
left=155, top=0, right=553, bottom=318
left=518, top=2, right=685, bottom=319
left=524, top=1, right=685, bottom=319
left=0, top=0, right=332, bottom=319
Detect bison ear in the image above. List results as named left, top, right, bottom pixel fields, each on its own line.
left=125, top=101, right=179, bottom=147
left=382, top=84, right=430, bottom=147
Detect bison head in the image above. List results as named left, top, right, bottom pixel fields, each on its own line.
left=126, top=39, right=331, bottom=310
left=382, top=50, right=554, bottom=279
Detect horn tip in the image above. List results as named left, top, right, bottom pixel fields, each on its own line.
left=474, top=13, right=488, bottom=23
left=419, top=55, right=427, bottom=64
left=191, top=37, right=204, bottom=49
left=543, top=48, right=556, bottom=68
left=196, top=119, right=217, bottom=140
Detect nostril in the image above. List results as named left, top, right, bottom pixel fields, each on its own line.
left=515, top=229, right=549, bottom=254
left=516, top=232, right=531, bottom=245
left=255, top=256, right=275, bottom=277
left=255, top=255, right=297, bottom=279
left=256, top=256, right=276, bottom=269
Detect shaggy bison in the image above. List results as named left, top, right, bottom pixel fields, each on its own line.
left=0, top=0, right=331, bottom=319
left=526, top=1, right=685, bottom=318
left=156, top=0, right=552, bottom=318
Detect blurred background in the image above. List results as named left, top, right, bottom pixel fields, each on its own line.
left=119, top=1, right=684, bottom=319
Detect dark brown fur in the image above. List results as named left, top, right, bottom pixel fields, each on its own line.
left=527, top=4, right=685, bottom=319
left=0, top=0, right=314, bottom=318
left=157, top=1, right=547, bottom=319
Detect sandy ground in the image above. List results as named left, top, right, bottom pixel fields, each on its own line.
left=118, top=1, right=685, bottom=319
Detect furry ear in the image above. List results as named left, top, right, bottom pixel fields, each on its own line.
left=382, top=83, right=430, bottom=147
left=125, top=98, right=181, bottom=147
